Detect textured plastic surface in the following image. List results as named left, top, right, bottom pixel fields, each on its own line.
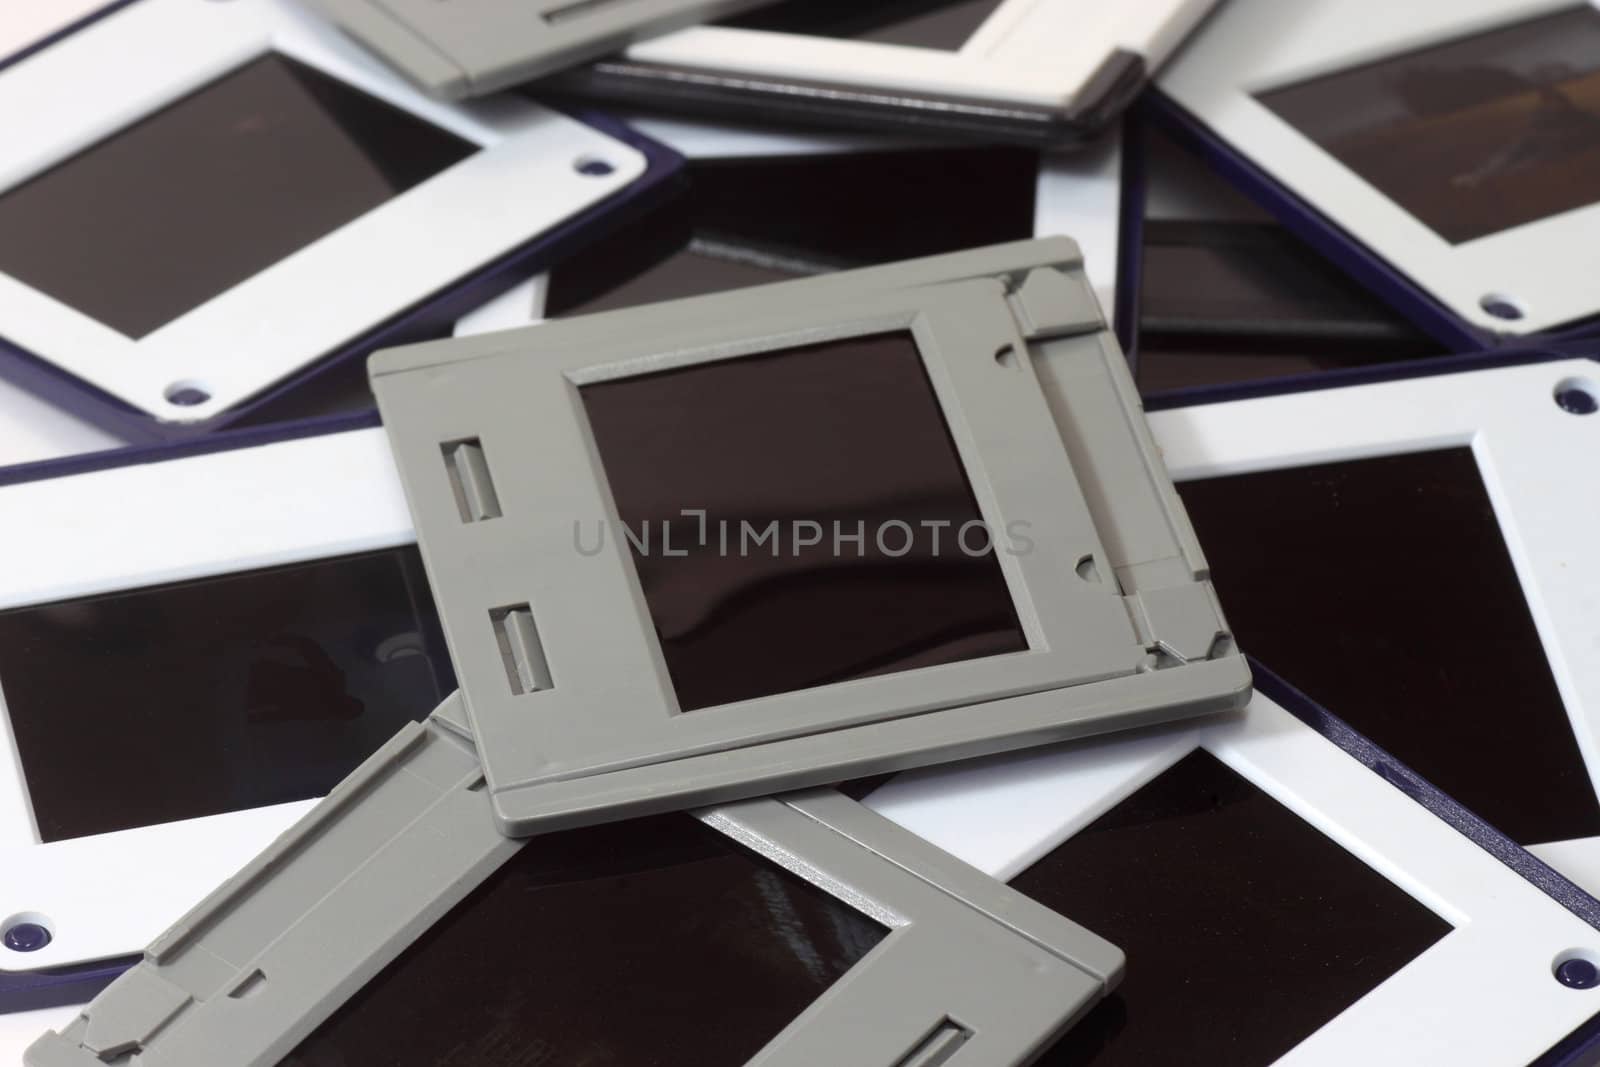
left=371, top=237, right=1250, bottom=836
left=27, top=699, right=1123, bottom=1066
left=312, top=0, right=777, bottom=99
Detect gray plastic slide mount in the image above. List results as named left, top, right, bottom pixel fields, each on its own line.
left=370, top=237, right=1251, bottom=838
left=27, top=698, right=1124, bottom=1067
left=310, top=0, right=778, bottom=99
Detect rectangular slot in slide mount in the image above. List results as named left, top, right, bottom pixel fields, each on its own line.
left=370, top=238, right=1252, bottom=838
left=491, top=605, right=552, bottom=695
left=226, top=970, right=267, bottom=1000
left=543, top=0, right=635, bottom=25
left=25, top=701, right=1124, bottom=1067
left=895, top=1018, right=974, bottom=1067
left=442, top=438, right=502, bottom=523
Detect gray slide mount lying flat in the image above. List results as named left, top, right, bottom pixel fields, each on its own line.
left=371, top=237, right=1252, bottom=837
left=27, top=698, right=1124, bottom=1067
left=311, top=0, right=778, bottom=99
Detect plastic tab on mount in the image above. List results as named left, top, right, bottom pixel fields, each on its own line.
left=29, top=699, right=1124, bottom=1066
left=370, top=237, right=1252, bottom=838
left=310, top=0, right=781, bottom=99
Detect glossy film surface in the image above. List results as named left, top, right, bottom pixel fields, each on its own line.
left=1258, top=7, right=1600, bottom=244
left=546, top=147, right=1039, bottom=318
left=0, top=547, right=452, bottom=841
left=1018, top=751, right=1451, bottom=1065
left=0, top=53, right=476, bottom=337
left=579, top=331, right=1026, bottom=712
left=282, top=814, right=888, bottom=1066
left=1177, top=448, right=1600, bottom=844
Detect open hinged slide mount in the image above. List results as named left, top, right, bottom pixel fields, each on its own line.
left=371, top=237, right=1250, bottom=837
left=0, top=243, right=1136, bottom=1004
left=0, top=240, right=1155, bottom=1015
left=311, top=0, right=778, bottom=100
left=1154, top=0, right=1600, bottom=348
left=0, top=0, right=679, bottom=441
left=28, top=645, right=1600, bottom=1065
left=8, top=344, right=1600, bottom=1064
left=25, top=695, right=1124, bottom=1067
left=543, top=0, right=1220, bottom=147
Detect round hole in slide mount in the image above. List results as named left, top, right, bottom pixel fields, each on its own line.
left=2, top=912, right=53, bottom=953
left=1555, top=950, right=1600, bottom=989
left=994, top=344, right=1016, bottom=367
left=1554, top=377, right=1599, bottom=416
left=1479, top=293, right=1526, bottom=321
left=164, top=381, right=212, bottom=408
left=573, top=156, right=616, bottom=177
left=1548, top=953, right=1600, bottom=991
